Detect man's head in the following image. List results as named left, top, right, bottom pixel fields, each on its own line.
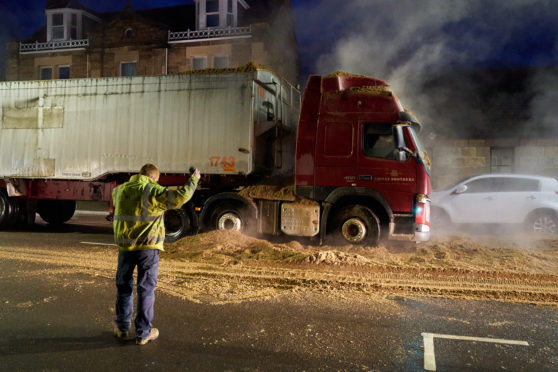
left=139, top=163, right=160, bottom=182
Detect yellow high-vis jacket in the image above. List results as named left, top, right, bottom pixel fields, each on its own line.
left=112, top=174, right=199, bottom=251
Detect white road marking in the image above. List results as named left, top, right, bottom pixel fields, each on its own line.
left=421, top=332, right=529, bottom=371
left=423, top=333, right=436, bottom=371
left=80, top=242, right=117, bottom=246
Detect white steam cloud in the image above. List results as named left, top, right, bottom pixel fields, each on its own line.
left=294, top=0, right=558, bottom=138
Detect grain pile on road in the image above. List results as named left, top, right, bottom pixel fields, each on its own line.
left=158, top=231, right=558, bottom=306
left=163, top=230, right=309, bottom=265
left=163, top=230, right=558, bottom=274
left=1, top=229, right=556, bottom=306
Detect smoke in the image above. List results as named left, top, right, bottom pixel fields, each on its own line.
left=293, top=0, right=558, bottom=139
left=294, top=0, right=558, bottom=238
left=529, top=60, right=558, bottom=134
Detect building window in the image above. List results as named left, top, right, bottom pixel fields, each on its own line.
left=46, top=10, right=102, bottom=42
left=199, top=0, right=246, bottom=30
left=207, top=0, right=219, bottom=13
left=58, top=66, right=70, bottom=79
left=206, top=0, right=220, bottom=27
left=227, top=0, right=234, bottom=26
left=124, top=28, right=133, bottom=38
left=120, top=62, right=137, bottom=77
left=213, top=56, right=229, bottom=69
left=52, top=13, right=65, bottom=40
left=192, top=57, right=207, bottom=70
left=40, top=67, right=53, bottom=80
left=71, top=14, right=77, bottom=39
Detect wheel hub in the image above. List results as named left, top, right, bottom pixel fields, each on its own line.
left=533, top=216, right=557, bottom=234
left=341, top=218, right=367, bottom=243
left=218, top=213, right=242, bottom=231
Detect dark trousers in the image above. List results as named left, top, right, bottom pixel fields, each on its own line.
left=115, top=249, right=159, bottom=341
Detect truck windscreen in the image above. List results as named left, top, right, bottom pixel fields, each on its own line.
left=409, top=127, right=430, bottom=171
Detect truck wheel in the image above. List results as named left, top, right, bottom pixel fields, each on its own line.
left=164, top=208, right=191, bottom=243
left=330, top=205, right=380, bottom=246
left=527, top=211, right=558, bottom=234
left=37, top=200, right=76, bottom=225
left=210, top=202, right=249, bottom=232
left=0, top=189, right=14, bottom=229
left=9, top=198, right=23, bottom=226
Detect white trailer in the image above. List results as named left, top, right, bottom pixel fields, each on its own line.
left=0, top=68, right=301, bottom=238
left=0, top=69, right=300, bottom=180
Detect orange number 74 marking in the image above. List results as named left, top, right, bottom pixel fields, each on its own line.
left=210, top=156, right=235, bottom=171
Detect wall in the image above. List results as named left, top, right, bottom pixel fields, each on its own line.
left=428, top=138, right=558, bottom=189
left=5, top=4, right=300, bottom=85
left=6, top=49, right=87, bottom=80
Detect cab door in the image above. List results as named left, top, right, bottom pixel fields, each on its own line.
left=314, top=118, right=357, bottom=189
left=356, top=123, right=417, bottom=212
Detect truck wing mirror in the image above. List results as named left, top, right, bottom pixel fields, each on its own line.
left=396, top=146, right=416, bottom=162
left=396, top=149, right=407, bottom=162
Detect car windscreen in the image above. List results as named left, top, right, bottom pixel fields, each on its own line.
left=409, top=126, right=430, bottom=171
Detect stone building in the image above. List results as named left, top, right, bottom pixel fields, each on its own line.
left=428, top=137, right=558, bottom=189
left=420, top=67, right=558, bottom=189
left=5, top=0, right=300, bottom=84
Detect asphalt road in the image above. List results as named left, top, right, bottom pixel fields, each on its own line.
left=0, top=212, right=556, bottom=371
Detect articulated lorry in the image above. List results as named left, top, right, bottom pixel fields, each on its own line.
left=0, top=65, right=431, bottom=245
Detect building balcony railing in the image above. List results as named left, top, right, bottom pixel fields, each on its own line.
left=20, top=39, right=89, bottom=53
left=168, top=26, right=252, bottom=43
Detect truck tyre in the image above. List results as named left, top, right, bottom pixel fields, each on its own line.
left=164, top=208, right=191, bottom=243
left=527, top=211, right=558, bottom=234
left=0, top=189, right=14, bottom=229
left=330, top=205, right=380, bottom=246
left=9, top=198, right=23, bottom=227
left=210, top=202, right=250, bottom=233
left=37, top=200, right=76, bottom=225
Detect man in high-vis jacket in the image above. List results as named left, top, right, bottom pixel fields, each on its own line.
left=112, top=163, right=200, bottom=345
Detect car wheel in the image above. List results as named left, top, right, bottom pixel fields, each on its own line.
left=528, top=211, right=558, bottom=234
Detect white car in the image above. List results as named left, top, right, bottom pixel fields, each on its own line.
left=431, top=174, right=558, bottom=233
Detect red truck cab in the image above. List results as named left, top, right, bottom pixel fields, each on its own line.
left=295, top=72, right=431, bottom=244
